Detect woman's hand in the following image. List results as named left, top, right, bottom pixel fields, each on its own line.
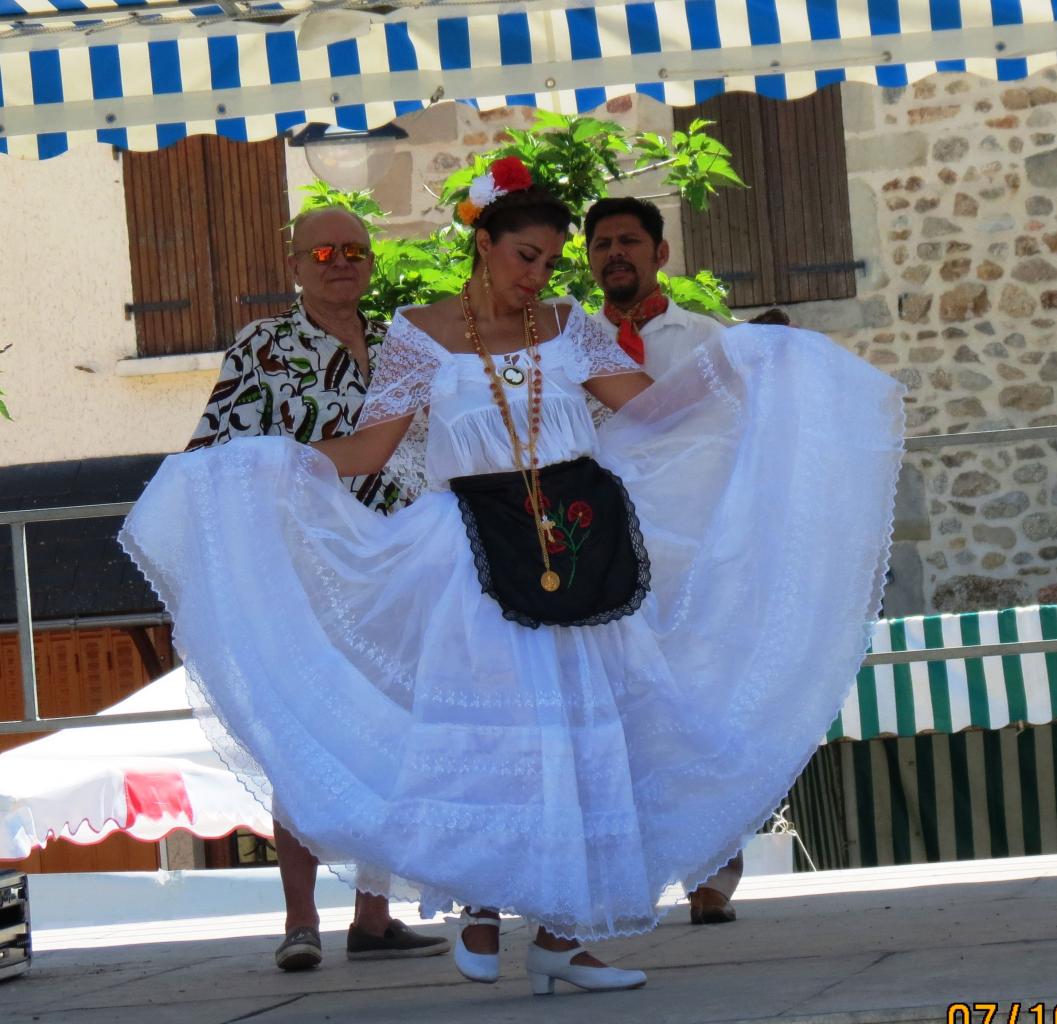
left=584, top=371, right=653, bottom=412
left=311, top=414, right=414, bottom=477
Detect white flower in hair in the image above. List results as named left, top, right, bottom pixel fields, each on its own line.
left=456, top=157, right=533, bottom=225
left=468, top=172, right=506, bottom=210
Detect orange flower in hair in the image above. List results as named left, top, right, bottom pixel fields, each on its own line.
left=457, top=199, right=482, bottom=225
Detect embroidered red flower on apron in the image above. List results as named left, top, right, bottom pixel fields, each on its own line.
left=567, top=501, right=593, bottom=528
left=524, top=495, right=595, bottom=588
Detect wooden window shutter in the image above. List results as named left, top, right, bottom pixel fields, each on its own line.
left=124, top=136, right=294, bottom=357
left=0, top=628, right=154, bottom=756
left=110, top=630, right=147, bottom=700
left=0, top=635, right=46, bottom=753
left=38, top=629, right=78, bottom=717
left=75, top=629, right=113, bottom=714
left=0, top=635, right=21, bottom=717
left=124, top=138, right=219, bottom=356
left=0, top=635, right=25, bottom=752
left=677, top=91, right=775, bottom=309
left=676, top=85, right=856, bottom=308
left=760, top=86, right=856, bottom=303
left=202, top=136, right=296, bottom=343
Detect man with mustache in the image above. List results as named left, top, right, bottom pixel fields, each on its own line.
left=187, top=205, right=449, bottom=969
left=584, top=195, right=744, bottom=925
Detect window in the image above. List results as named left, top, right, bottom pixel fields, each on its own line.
left=676, top=86, right=857, bottom=309
left=122, top=136, right=296, bottom=357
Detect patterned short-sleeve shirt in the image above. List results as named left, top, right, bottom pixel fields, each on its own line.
left=186, top=297, right=409, bottom=514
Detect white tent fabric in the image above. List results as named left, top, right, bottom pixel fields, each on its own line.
left=0, top=668, right=271, bottom=860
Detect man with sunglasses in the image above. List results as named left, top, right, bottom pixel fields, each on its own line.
left=187, top=205, right=449, bottom=971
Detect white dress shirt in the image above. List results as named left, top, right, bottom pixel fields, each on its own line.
left=592, top=300, right=728, bottom=380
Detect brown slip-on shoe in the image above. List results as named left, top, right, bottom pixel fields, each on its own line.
left=347, top=919, right=451, bottom=960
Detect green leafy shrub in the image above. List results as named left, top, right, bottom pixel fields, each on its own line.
left=297, top=110, right=744, bottom=322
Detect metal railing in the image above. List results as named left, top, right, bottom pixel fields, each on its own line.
left=903, top=423, right=1057, bottom=451
left=0, top=501, right=189, bottom=736
left=2, top=423, right=1057, bottom=736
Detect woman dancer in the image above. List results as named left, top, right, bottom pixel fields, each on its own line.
left=121, top=158, right=904, bottom=995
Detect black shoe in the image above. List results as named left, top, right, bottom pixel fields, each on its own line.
left=275, top=926, right=323, bottom=970
left=346, top=919, right=452, bottom=960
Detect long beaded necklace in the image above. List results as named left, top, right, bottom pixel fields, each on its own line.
left=460, top=281, right=560, bottom=593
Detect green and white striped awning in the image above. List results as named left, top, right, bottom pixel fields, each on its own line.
left=828, top=605, right=1057, bottom=742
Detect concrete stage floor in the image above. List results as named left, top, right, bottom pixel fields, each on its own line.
left=6, top=856, right=1057, bottom=1023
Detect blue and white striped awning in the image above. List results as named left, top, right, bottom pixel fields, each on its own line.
left=4, top=0, right=1057, bottom=158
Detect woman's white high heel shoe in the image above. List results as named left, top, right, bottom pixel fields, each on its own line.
left=454, top=910, right=500, bottom=983
left=525, top=943, right=647, bottom=994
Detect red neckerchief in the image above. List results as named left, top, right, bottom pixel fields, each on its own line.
left=602, top=288, right=669, bottom=365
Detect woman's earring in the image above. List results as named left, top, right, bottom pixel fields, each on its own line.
left=483, top=263, right=492, bottom=292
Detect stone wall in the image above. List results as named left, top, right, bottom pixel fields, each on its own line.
left=824, top=73, right=1057, bottom=614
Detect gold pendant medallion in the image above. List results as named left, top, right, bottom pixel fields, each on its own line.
left=540, top=570, right=561, bottom=592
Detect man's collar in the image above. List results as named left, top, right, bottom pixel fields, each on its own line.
left=292, top=294, right=382, bottom=343
left=290, top=295, right=327, bottom=341
left=631, top=296, right=693, bottom=334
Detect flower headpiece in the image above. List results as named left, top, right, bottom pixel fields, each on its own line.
left=456, top=156, right=534, bottom=226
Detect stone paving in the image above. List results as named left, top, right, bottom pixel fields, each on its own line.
left=5, top=858, right=1057, bottom=1023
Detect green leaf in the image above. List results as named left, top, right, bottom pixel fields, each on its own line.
left=684, top=181, right=709, bottom=210
left=706, top=161, right=747, bottom=186
left=660, top=270, right=731, bottom=319
left=440, top=165, right=476, bottom=196
left=532, top=109, right=572, bottom=130
left=572, top=118, right=616, bottom=144
left=697, top=137, right=732, bottom=157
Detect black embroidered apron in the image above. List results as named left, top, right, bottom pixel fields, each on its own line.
left=450, top=456, right=651, bottom=629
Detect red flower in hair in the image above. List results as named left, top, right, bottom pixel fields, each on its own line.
left=490, top=156, right=533, bottom=193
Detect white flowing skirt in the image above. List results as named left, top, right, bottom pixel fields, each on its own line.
left=120, top=324, right=904, bottom=940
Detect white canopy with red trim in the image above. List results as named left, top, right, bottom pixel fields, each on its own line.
left=0, top=668, right=270, bottom=859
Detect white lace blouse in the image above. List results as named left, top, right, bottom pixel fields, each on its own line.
left=359, top=299, right=641, bottom=491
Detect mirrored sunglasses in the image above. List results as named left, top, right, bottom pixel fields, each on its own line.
left=294, top=243, right=371, bottom=264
